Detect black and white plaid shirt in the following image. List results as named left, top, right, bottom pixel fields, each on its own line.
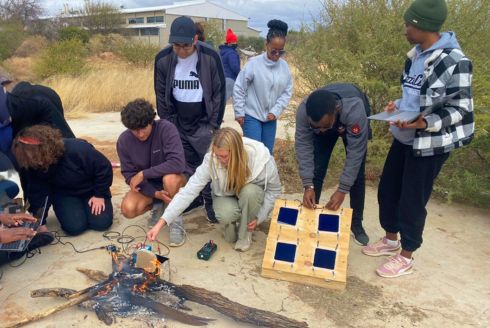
left=401, top=47, right=474, bottom=157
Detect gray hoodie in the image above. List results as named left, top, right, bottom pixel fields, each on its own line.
left=295, top=84, right=369, bottom=193
left=161, top=137, right=282, bottom=225
left=233, top=53, right=292, bottom=121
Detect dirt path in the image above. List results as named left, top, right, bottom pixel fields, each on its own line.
left=0, top=112, right=488, bottom=328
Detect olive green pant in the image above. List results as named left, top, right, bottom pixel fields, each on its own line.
left=213, top=183, right=264, bottom=243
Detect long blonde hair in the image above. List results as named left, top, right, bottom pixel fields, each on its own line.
left=211, top=128, right=250, bottom=195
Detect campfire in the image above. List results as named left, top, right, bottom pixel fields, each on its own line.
left=5, top=248, right=308, bottom=328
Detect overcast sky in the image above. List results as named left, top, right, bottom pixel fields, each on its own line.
left=40, top=0, right=323, bottom=34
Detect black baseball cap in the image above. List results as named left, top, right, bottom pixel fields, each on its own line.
left=169, top=16, right=196, bottom=44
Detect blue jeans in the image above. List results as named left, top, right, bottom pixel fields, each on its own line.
left=0, top=179, right=19, bottom=207
left=242, top=115, right=277, bottom=154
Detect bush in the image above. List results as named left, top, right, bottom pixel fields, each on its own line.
left=88, top=33, right=126, bottom=55
left=59, top=26, right=90, bottom=43
left=288, top=0, right=490, bottom=208
left=35, top=39, right=88, bottom=78
left=0, top=20, right=25, bottom=60
left=13, top=36, right=48, bottom=57
left=116, top=40, right=159, bottom=67
left=238, top=36, right=264, bottom=53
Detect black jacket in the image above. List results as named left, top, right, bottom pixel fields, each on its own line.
left=7, top=92, right=75, bottom=138
left=24, top=139, right=113, bottom=213
left=12, top=82, right=64, bottom=115
left=154, top=41, right=226, bottom=129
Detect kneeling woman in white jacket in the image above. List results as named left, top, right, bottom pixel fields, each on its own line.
left=147, top=127, right=281, bottom=251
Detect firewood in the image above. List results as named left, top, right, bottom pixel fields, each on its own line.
left=176, top=284, right=308, bottom=328
left=127, top=293, right=213, bottom=326
left=4, top=289, right=101, bottom=328
left=76, top=268, right=109, bottom=282
left=31, top=288, right=77, bottom=298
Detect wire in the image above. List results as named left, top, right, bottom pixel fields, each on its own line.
left=1, top=223, right=174, bottom=272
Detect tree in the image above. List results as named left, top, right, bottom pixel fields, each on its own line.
left=0, top=0, right=42, bottom=24
left=82, top=0, right=123, bottom=34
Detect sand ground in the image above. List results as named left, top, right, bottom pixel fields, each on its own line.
left=0, top=109, right=489, bottom=328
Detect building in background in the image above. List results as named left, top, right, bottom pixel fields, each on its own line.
left=46, top=1, right=261, bottom=47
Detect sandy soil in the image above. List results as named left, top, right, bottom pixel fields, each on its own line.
left=0, top=109, right=489, bottom=328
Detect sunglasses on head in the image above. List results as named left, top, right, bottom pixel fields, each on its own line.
left=270, top=48, right=286, bottom=56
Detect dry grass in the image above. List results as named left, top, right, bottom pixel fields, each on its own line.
left=44, top=61, right=155, bottom=118
left=2, top=56, right=38, bottom=82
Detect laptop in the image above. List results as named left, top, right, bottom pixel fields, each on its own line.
left=0, top=196, right=48, bottom=252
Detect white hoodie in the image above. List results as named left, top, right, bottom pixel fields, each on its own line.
left=161, top=138, right=282, bottom=225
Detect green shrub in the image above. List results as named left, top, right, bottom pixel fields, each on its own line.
left=116, top=40, right=159, bottom=67
left=88, top=33, right=126, bottom=54
left=0, top=20, right=25, bottom=60
left=287, top=0, right=490, bottom=208
left=35, top=39, right=88, bottom=78
left=238, top=36, right=264, bottom=53
left=59, top=26, right=90, bottom=43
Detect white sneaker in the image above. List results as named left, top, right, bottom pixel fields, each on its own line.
left=169, top=215, right=185, bottom=247
left=234, top=231, right=252, bottom=252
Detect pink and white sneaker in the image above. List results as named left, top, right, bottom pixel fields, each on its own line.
left=376, top=254, right=414, bottom=278
left=362, top=237, right=400, bottom=257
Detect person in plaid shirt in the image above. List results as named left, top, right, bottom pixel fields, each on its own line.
left=362, top=0, right=474, bottom=278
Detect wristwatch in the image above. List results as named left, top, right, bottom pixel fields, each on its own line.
left=304, top=185, right=314, bottom=191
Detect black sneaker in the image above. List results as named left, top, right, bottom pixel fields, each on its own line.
left=204, top=202, right=218, bottom=224
left=351, top=224, right=369, bottom=246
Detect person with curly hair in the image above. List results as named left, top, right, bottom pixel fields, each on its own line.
left=12, top=125, right=113, bottom=236
left=117, top=99, right=194, bottom=246
left=233, top=19, right=293, bottom=154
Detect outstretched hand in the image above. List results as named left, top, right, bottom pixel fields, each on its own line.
left=147, top=219, right=167, bottom=241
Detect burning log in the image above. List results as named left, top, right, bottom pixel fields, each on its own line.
left=7, top=253, right=309, bottom=328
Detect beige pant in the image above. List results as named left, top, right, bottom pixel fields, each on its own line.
left=212, top=183, right=264, bottom=242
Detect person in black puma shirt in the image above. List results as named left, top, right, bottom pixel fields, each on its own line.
left=154, top=16, right=226, bottom=227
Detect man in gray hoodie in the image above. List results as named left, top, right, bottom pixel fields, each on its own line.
left=295, top=83, right=370, bottom=246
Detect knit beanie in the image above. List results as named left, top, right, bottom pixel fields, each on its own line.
left=404, top=0, right=448, bottom=32
left=225, top=28, right=238, bottom=44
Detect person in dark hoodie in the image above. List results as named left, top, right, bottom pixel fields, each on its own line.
left=295, top=83, right=371, bottom=246
left=154, top=16, right=226, bottom=227
left=362, top=0, right=474, bottom=278
left=117, top=99, right=193, bottom=247
left=219, top=28, right=241, bottom=102
left=1, top=75, right=74, bottom=139
left=12, top=125, right=113, bottom=236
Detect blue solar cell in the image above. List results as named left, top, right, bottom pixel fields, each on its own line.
left=274, top=242, right=297, bottom=263
left=277, top=207, right=298, bottom=226
left=313, top=248, right=336, bottom=270
left=318, top=214, right=340, bottom=232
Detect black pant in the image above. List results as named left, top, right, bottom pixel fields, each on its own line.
left=181, top=134, right=214, bottom=214
left=378, top=139, right=449, bottom=252
left=52, top=194, right=113, bottom=236
left=313, top=131, right=366, bottom=226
